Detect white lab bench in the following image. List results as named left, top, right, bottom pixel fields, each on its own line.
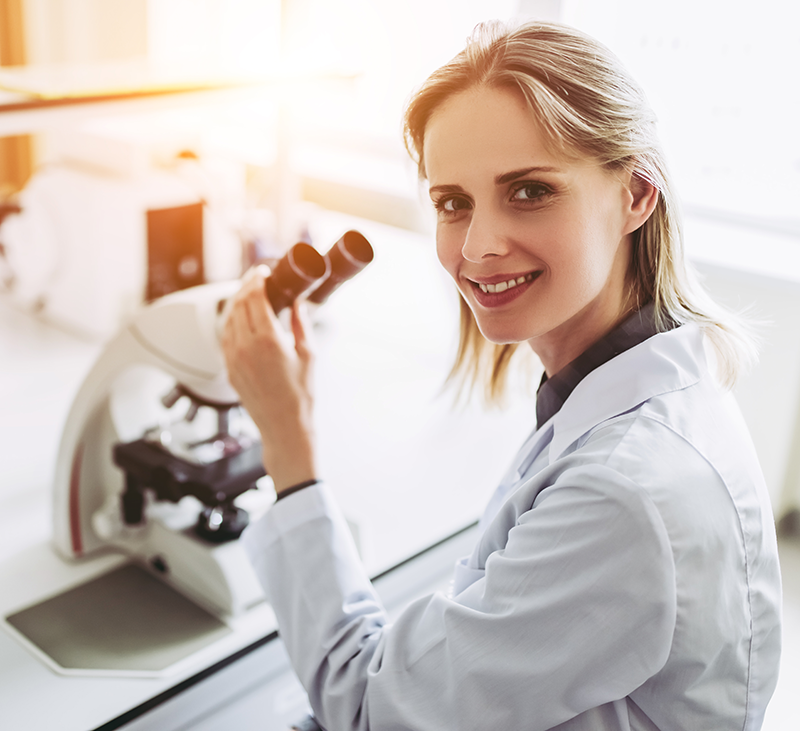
left=0, top=517, right=478, bottom=731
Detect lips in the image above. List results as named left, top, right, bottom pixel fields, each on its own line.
left=474, top=271, right=538, bottom=294
left=466, top=270, right=542, bottom=308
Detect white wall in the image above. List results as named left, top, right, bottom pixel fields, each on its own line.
left=686, top=215, right=800, bottom=515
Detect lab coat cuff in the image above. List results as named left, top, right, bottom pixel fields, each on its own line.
left=242, top=481, right=333, bottom=560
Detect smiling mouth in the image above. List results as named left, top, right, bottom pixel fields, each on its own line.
left=471, top=271, right=540, bottom=294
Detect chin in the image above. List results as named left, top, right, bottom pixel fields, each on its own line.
left=474, top=321, right=530, bottom=346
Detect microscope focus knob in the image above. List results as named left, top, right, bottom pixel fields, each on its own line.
left=195, top=505, right=249, bottom=543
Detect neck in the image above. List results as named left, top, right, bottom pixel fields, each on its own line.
left=531, top=296, right=638, bottom=377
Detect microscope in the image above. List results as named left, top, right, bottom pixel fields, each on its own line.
left=51, top=231, right=373, bottom=618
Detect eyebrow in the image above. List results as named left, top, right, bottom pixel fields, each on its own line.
left=428, top=183, right=464, bottom=197
left=429, top=166, right=563, bottom=197
left=495, top=166, right=562, bottom=185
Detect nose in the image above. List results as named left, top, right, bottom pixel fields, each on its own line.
left=460, top=206, right=509, bottom=263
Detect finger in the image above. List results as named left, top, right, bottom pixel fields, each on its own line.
left=222, top=265, right=268, bottom=337
left=242, top=266, right=285, bottom=336
left=242, top=263, right=272, bottom=284
left=291, top=301, right=312, bottom=356
left=291, top=304, right=314, bottom=391
left=221, top=301, right=251, bottom=360
left=221, top=289, right=244, bottom=344
left=224, top=269, right=266, bottom=337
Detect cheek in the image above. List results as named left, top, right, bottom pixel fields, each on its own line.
left=551, top=226, right=626, bottom=300
left=435, top=227, right=461, bottom=278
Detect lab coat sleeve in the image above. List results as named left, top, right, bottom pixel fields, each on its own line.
left=243, top=469, right=677, bottom=731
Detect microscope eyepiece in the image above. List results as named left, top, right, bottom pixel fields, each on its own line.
left=307, top=230, right=375, bottom=305
left=264, top=231, right=374, bottom=312
left=264, top=242, right=328, bottom=314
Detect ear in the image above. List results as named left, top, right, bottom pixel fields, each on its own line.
left=623, top=171, right=659, bottom=235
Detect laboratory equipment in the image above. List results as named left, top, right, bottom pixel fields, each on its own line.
left=49, top=230, right=374, bottom=621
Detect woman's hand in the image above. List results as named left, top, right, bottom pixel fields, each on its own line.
left=220, top=266, right=317, bottom=495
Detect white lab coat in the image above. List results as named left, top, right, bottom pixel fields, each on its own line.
left=243, top=323, right=782, bottom=730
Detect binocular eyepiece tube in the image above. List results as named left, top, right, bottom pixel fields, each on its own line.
left=265, top=230, right=374, bottom=314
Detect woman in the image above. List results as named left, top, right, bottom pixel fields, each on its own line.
left=222, top=21, right=782, bottom=731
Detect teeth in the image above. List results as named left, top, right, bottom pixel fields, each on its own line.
left=478, top=272, right=536, bottom=294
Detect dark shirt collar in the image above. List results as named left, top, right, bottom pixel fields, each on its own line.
left=535, top=303, right=663, bottom=429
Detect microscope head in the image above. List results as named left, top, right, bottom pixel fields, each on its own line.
left=129, top=280, right=241, bottom=406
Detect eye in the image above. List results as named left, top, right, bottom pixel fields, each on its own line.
left=434, top=196, right=472, bottom=215
left=510, top=183, right=551, bottom=202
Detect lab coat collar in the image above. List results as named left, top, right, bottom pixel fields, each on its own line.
left=547, top=323, right=706, bottom=462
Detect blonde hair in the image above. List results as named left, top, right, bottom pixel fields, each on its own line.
left=403, top=21, right=756, bottom=401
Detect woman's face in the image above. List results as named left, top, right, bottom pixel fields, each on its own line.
left=424, top=85, right=644, bottom=375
